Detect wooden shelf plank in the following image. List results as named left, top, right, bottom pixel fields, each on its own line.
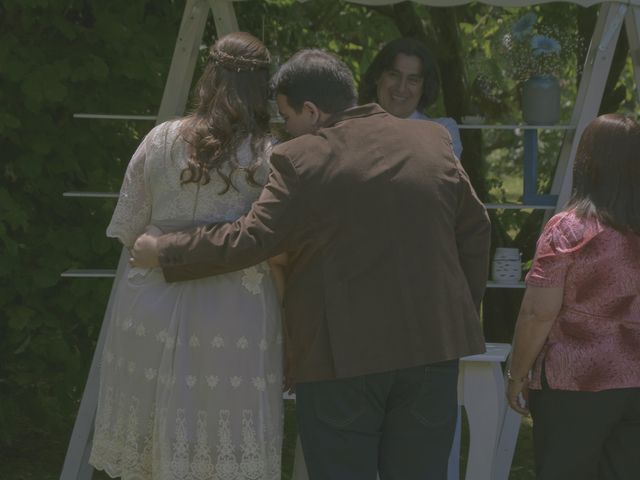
left=63, top=192, right=119, bottom=198
left=486, top=281, right=525, bottom=289
left=458, top=124, right=576, bottom=130
left=60, top=268, right=527, bottom=289
left=461, top=342, right=511, bottom=363
left=74, top=113, right=157, bottom=121
left=61, top=269, right=116, bottom=278
left=73, top=113, right=285, bottom=124
left=484, top=203, right=556, bottom=210
left=62, top=195, right=557, bottom=208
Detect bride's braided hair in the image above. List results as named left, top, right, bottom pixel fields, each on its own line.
left=179, top=32, right=271, bottom=192
left=210, top=49, right=270, bottom=72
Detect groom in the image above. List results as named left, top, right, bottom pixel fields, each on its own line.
left=132, top=49, right=490, bottom=480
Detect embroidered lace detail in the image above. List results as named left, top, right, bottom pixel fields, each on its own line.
left=241, top=267, right=264, bottom=294
left=170, top=409, right=190, bottom=478
left=216, top=410, right=240, bottom=479
left=239, top=410, right=264, bottom=479
left=192, top=412, right=215, bottom=479
left=251, top=377, right=266, bottom=392
left=206, top=375, right=219, bottom=389
left=91, top=401, right=281, bottom=480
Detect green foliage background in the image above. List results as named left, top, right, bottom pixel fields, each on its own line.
left=0, top=0, right=635, bottom=468
left=0, top=0, right=182, bottom=445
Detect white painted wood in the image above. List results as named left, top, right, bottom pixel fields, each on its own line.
left=156, top=0, right=210, bottom=122
left=448, top=408, right=463, bottom=479
left=292, top=437, right=310, bottom=480
left=60, top=270, right=117, bottom=278
left=73, top=114, right=157, bottom=121
left=486, top=281, right=526, bottom=289
left=59, top=250, right=128, bottom=480
left=348, top=0, right=640, bottom=6
left=493, top=408, right=524, bottom=480
left=63, top=198, right=554, bottom=208
left=63, top=192, right=118, bottom=198
left=625, top=6, right=640, bottom=103
left=457, top=124, right=576, bottom=130
left=208, top=0, right=240, bottom=37
left=460, top=361, right=503, bottom=480
left=550, top=3, right=626, bottom=212
left=463, top=343, right=511, bottom=363
left=483, top=203, right=556, bottom=210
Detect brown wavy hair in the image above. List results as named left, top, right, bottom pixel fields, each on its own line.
left=570, top=113, right=640, bottom=233
left=179, top=32, right=271, bottom=193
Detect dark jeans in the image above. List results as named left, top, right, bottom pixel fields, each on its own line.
left=295, top=360, right=459, bottom=480
left=530, top=382, right=640, bottom=480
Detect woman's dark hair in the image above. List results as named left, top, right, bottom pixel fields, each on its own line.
left=271, top=49, right=357, bottom=114
left=569, top=113, right=640, bottom=233
left=179, top=32, right=271, bottom=192
left=359, top=37, right=440, bottom=111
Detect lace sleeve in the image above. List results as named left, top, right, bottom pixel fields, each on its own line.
left=106, top=133, right=153, bottom=248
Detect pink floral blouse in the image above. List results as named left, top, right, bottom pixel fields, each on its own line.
left=525, top=210, right=640, bottom=392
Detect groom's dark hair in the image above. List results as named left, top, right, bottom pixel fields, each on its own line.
left=271, top=49, right=357, bottom=114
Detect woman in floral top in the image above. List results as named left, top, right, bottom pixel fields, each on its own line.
left=507, top=114, right=640, bottom=479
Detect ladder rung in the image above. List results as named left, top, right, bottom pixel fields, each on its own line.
left=61, top=269, right=116, bottom=278
left=73, top=113, right=285, bottom=124
left=63, top=192, right=119, bottom=198
left=484, top=203, right=556, bottom=210
left=486, top=281, right=526, bottom=289
left=458, top=124, right=577, bottom=130
left=74, top=113, right=157, bottom=121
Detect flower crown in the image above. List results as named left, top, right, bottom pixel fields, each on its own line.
left=210, top=49, right=270, bottom=72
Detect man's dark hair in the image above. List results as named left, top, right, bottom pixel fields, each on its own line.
left=570, top=113, right=640, bottom=233
left=359, top=37, right=440, bottom=111
left=271, top=49, right=357, bottom=113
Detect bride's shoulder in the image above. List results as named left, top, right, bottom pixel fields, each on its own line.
left=146, top=118, right=184, bottom=142
left=139, top=119, right=187, bottom=158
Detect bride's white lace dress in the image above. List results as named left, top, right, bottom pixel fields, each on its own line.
left=89, top=120, right=283, bottom=480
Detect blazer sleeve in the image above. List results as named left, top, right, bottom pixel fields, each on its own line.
left=454, top=165, right=491, bottom=311
left=157, top=152, right=304, bottom=282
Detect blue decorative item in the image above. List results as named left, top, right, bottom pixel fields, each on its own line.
left=530, top=35, right=561, bottom=56
left=522, top=74, right=560, bottom=125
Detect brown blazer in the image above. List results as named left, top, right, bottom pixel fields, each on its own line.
left=158, top=104, right=490, bottom=383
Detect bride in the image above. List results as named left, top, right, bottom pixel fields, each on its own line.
left=89, top=32, right=283, bottom=480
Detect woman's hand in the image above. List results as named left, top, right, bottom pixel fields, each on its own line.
left=144, top=224, right=164, bottom=237
left=506, top=376, right=530, bottom=415
left=130, top=225, right=163, bottom=268
left=507, top=285, right=563, bottom=416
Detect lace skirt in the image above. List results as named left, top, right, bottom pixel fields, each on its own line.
left=89, top=262, right=283, bottom=480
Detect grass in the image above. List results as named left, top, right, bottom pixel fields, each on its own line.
left=1, top=401, right=535, bottom=480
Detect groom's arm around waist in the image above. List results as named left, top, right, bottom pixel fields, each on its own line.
left=157, top=153, right=304, bottom=282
